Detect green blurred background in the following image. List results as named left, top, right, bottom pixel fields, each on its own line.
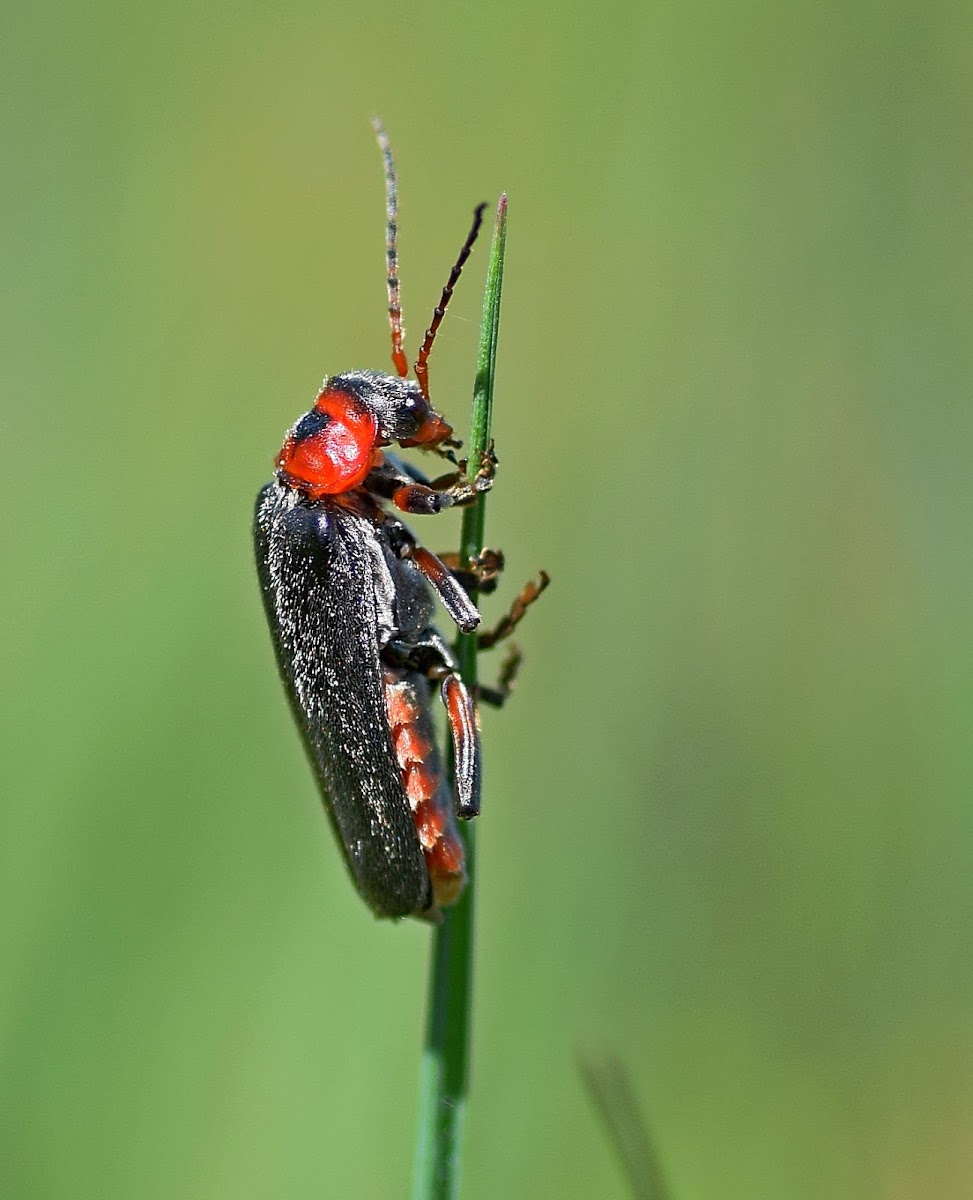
left=3, top=1, right=972, bottom=1196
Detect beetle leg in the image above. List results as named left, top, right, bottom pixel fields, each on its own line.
left=381, top=517, right=482, bottom=633
left=369, top=444, right=497, bottom=515
left=386, top=514, right=502, bottom=602
left=384, top=633, right=482, bottom=820
left=366, top=456, right=435, bottom=503
left=435, top=547, right=505, bottom=597
left=381, top=454, right=433, bottom=486
left=405, top=546, right=481, bottom=633
left=478, top=570, right=550, bottom=649
left=476, top=644, right=523, bottom=709
left=439, top=672, right=481, bottom=818
left=371, top=454, right=474, bottom=491
left=384, top=629, right=455, bottom=675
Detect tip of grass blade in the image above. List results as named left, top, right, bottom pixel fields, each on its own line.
left=463, top=193, right=508, bottom=571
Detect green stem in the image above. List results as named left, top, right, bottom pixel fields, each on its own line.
left=411, top=194, right=508, bottom=1200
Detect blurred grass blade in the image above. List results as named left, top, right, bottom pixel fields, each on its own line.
left=411, top=194, right=508, bottom=1200
left=459, top=192, right=507, bottom=582
left=579, top=1055, right=672, bottom=1200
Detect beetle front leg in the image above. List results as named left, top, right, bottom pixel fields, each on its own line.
left=369, top=444, right=497, bottom=515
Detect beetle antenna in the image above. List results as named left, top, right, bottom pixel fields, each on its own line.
left=372, top=117, right=409, bottom=379
left=414, top=202, right=487, bottom=400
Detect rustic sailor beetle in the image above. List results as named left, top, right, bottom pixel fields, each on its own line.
left=254, top=121, right=547, bottom=919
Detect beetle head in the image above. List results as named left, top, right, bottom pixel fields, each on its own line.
left=329, top=371, right=455, bottom=449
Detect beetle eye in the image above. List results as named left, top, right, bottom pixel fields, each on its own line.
left=386, top=391, right=426, bottom=437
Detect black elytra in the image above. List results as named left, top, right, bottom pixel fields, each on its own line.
left=255, top=479, right=470, bottom=918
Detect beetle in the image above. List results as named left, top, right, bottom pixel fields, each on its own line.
left=254, top=121, right=546, bottom=919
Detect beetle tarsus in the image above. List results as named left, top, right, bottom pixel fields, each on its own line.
left=477, top=644, right=523, bottom=709
left=478, top=570, right=550, bottom=650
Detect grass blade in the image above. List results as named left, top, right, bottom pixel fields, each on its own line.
left=411, top=194, right=508, bottom=1200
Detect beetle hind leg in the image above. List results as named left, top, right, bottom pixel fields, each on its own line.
left=382, top=667, right=468, bottom=911
left=384, top=632, right=482, bottom=820
left=478, top=570, right=550, bottom=650
left=439, top=672, right=481, bottom=818
left=477, top=644, right=523, bottom=709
